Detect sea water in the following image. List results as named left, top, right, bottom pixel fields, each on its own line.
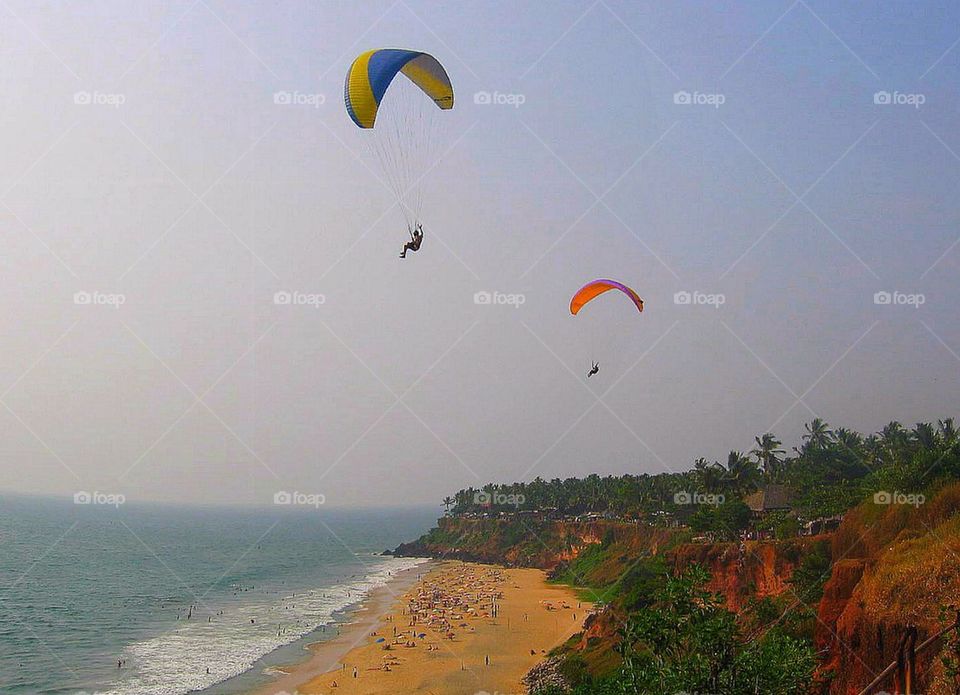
left=0, top=494, right=435, bottom=694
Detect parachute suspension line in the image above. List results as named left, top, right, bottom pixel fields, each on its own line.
left=570, top=280, right=645, bottom=373
left=345, top=49, right=453, bottom=245
left=590, top=318, right=597, bottom=367
left=365, top=81, right=447, bottom=233
left=368, top=101, right=413, bottom=230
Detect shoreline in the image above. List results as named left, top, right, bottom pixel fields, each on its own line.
left=259, top=560, right=591, bottom=695
left=251, top=559, right=434, bottom=695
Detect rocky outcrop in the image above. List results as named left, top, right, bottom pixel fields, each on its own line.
left=522, top=656, right=570, bottom=694
left=394, top=516, right=673, bottom=569
left=669, top=536, right=822, bottom=611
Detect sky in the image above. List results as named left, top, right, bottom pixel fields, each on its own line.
left=1, top=0, right=959, bottom=509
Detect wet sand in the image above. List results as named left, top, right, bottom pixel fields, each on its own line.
left=255, top=561, right=590, bottom=695
left=253, top=561, right=432, bottom=695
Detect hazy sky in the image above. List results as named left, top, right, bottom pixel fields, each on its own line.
left=1, top=1, right=959, bottom=508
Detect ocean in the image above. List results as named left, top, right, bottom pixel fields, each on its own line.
left=0, top=495, right=436, bottom=694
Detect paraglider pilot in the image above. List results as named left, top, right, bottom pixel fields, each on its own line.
left=400, top=224, right=423, bottom=258
left=587, top=362, right=599, bottom=378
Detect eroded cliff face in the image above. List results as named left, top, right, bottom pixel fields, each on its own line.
left=397, top=492, right=960, bottom=694
left=669, top=537, right=820, bottom=611
left=814, top=483, right=960, bottom=694
left=394, top=516, right=673, bottom=569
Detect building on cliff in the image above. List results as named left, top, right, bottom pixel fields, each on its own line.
left=743, top=484, right=793, bottom=519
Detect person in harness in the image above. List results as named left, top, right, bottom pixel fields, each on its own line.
left=400, top=224, right=424, bottom=258
left=587, top=361, right=599, bottom=378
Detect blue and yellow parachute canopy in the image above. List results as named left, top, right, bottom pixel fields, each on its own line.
left=344, top=49, right=454, bottom=129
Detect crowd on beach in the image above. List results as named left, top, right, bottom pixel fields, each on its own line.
left=329, top=564, right=510, bottom=685
left=404, top=564, right=507, bottom=640
left=313, top=563, right=590, bottom=693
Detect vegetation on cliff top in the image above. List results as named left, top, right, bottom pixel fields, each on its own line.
left=406, top=416, right=960, bottom=693
left=442, top=418, right=960, bottom=538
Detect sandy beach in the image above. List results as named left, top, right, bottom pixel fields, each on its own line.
left=252, top=561, right=432, bottom=695
left=255, top=561, right=590, bottom=695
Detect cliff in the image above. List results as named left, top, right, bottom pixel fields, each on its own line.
left=815, top=482, right=960, bottom=694
left=669, top=536, right=827, bottom=612
left=395, top=516, right=823, bottom=677
left=393, top=515, right=675, bottom=569
left=397, top=490, right=960, bottom=693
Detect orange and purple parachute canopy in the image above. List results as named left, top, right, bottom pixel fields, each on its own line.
left=570, top=279, right=644, bottom=315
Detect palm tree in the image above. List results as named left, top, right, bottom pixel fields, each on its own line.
left=442, top=496, right=455, bottom=515
left=722, top=451, right=760, bottom=496
left=863, top=434, right=883, bottom=467
left=751, top=433, right=784, bottom=479
left=693, top=457, right=726, bottom=494
left=880, top=420, right=907, bottom=446
left=912, top=422, right=937, bottom=451
left=939, top=418, right=958, bottom=445
left=803, top=418, right=833, bottom=450
left=833, top=427, right=863, bottom=453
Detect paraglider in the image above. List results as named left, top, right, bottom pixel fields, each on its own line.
left=569, top=279, right=644, bottom=316
left=570, top=279, right=644, bottom=378
left=400, top=224, right=423, bottom=258
left=344, top=49, right=454, bottom=257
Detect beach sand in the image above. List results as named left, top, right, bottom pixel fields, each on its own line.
left=253, top=561, right=431, bottom=695
left=255, top=561, right=590, bottom=695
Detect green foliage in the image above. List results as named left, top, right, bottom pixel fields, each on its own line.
left=437, top=417, right=960, bottom=694
left=446, top=417, right=960, bottom=526
left=757, top=510, right=801, bottom=540
left=690, top=500, right=752, bottom=541
left=729, top=630, right=817, bottom=694
left=618, top=555, right=668, bottom=611
left=791, top=538, right=832, bottom=604
left=565, top=565, right=816, bottom=695
left=937, top=605, right=960, bottom=687
left=557, top=654, right=591, bottom=688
